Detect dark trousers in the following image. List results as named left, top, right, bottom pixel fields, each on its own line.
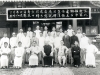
left=43, top=56, right=52, bottom=66
left=73, top=56, right=80, bottom=66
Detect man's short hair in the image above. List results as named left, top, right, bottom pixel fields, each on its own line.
left=4, top=42, right=8, bottom=45
left=18, top=41, right=22, bottom=44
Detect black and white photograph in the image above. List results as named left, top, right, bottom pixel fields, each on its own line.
left=0, top=0, right=100, bottom=75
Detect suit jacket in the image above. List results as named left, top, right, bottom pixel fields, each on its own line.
left=71, top=35, right=79, bottom=46
left=62, top=35, right=71, bottom=48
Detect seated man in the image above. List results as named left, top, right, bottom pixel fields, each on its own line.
left=57, top=40, right=68, bottom=67
left=0, top=42, right=11, bottom=69
left=14, top=41, right=24, bottom=69
left=27, top=41, right=40, bottom=67
left=42, top=41, right=54, bottom=67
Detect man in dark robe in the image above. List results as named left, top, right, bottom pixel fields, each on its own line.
left=42, top=41, right=53, bottom=67
left=71, top=41, right=81, bottom=67
left=62, top=31, right=71, bottom=64
left=71, top=31, right=79, bottom=47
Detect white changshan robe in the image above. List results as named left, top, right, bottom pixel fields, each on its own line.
left=0, top=47, right=11, bottom=67
left=39, top=36, right=45, bottom=51
left=80, top=36, right=89, bottom=49
left=21, top=36, right=30, bottom=48
left=85, top=44, right=98, bottom=66
left=28, top=46, right=39, bottom=66
left=27, top=31, right=33, bottom=40
left=14, top=47, right=24, bottom=67
left=67, top=29, right=74, bottom=37
left=10, top=37, right=18, bottom=48
left=76, top=33, right=82, bottom=45
left=17, top=33, right=24, bottom=42
left=54, top=36, right=62, bottom=48
left=34, top=30, right=41, bottom=39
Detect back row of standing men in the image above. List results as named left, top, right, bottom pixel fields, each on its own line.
left=0, top=25, right=98, bottom=68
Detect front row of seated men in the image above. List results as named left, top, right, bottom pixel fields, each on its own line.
left=0, top=40, right=70, bottom=69
left=0, top=39, right=97, bottom=69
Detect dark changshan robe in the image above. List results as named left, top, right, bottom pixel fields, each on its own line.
left=71, top=45, right=81, bottom=66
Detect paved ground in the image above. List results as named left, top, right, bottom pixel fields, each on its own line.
left=20, top=67, right=74, bottom=75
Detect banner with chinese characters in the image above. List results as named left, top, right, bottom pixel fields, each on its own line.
left=6, top=7, right=91, bottom=20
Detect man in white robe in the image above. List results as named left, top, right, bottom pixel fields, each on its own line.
left=38, top=32, right=45, bottom=62
left=27, top=41, right=40, bottom=67
left=14, top=41, right=24, bottom=68
left=51, top=27, right=56, bottom=38
left=27, top=27, right=33, bottom=40
left=80, top=33, right=89, bottom=64
left=76, top=28, right=83, bottom=45
left=17, top=28, right=24, bottom=42
left=54, top=31, right=62, bottom=48
left=34, top=26, right=41, bottom=39
left=43, top=26, right=48, bottom=38
left=21, top=32, right=30, bottom=64
left=85, top=40, right=98, bottom=68
left=10, top=32, right=17, bottom=64
left=67, top=25, right=74, bottom=37
left=45, top=32, right=54, bottom=48
left=0, top=42, right=11, bottom=69
left=59, top=28, right=64, bottom=39
left=0, top=33, right=9, bottom=48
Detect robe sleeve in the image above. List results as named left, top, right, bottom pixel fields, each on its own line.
left=94, top=45, right=98, bottom=53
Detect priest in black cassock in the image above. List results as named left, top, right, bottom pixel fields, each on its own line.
left=42, top=41, right=53, bottom=67
left=71, top=41, right=81, bottom=67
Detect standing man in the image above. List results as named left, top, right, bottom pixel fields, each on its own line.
left=45, top=32, right=54, bottom=48
left=70, top=31, right=79, bottom=47
left=76, top=28, right=83, bottom=45
left=51, top=27, right=56, bottom=38
left=21, top=32, right=30, bottom=64
left=67, top=25, right=74, bottom=37
left=17, top=28, right=24, bottom=42
left=54, top=31, right=62, bottom=48
left=0, top=33, right=9, bottom=48
left=34, top=25, right=41, bottom=39
left=62, top=31, right=71, bottom=64
left=80, top=33, right=89, bottom=65
left=54, top=31, right=62, bottom=64
left=38, top=32, right=45, bottom=63
left=43, top=26, right=48, bottom=38
left=27, top=27, right=33, bottom=40
left=59, top=28, right=64, bottom=39
left=63, top=31, right=71, bottom=48
left=10, top=32, right=17, bottom=64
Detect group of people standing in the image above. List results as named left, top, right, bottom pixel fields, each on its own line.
left=0, top=24, right=98, bottom=69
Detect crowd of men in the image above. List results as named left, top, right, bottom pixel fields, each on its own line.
left=0, top=25, right=98, bottom=69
